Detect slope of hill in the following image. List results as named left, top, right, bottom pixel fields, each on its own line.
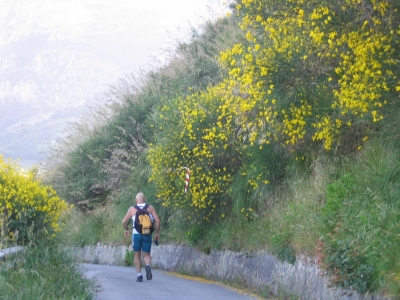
left=41, top=0, right=400, bottom=297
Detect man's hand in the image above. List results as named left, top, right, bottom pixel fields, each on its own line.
left=124, top=229, right=130, bottom=238
left=154, top=233, right=159, bottom=245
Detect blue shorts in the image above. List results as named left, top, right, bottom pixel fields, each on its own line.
left=132, top=234, right=152, bottom=253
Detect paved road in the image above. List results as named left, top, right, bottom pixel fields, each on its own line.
left=81, top=263, right=260, bottom=300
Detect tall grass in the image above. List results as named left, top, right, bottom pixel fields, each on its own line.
left=58, top=205, right=129, bottom=247
left=0, top=243, right=92, bottom=299
left=319, top=140, right=400, bottom=294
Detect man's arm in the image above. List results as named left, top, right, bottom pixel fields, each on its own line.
left=122, top=209, right=132, bottom=229
left=122, top=208, right=134, bottom=238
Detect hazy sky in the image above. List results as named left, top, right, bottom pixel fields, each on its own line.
left=0, top=0, right=232, bottom=166
left=0, top=0, right=230, bottom=107
left=1, top=0, right=227, bottom=50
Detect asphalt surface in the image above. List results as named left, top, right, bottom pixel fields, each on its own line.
left=81, top=263, right=260, bottom=300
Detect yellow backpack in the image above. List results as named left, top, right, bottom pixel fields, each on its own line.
left=134, top=204, right=154, bottom=234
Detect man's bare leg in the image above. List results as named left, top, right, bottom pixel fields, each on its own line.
left=142, top=252, right=151, bottom=265
left=134, top=251, right=143, bottom=281
left=142, top=252, right=153, bottom=280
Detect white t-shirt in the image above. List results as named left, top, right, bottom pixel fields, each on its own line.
left=131, top=203, right=154, bottom=234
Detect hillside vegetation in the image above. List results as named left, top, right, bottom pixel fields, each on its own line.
left=42, top=0, right=400, bottom=297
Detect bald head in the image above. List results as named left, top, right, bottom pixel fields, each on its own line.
left=136, top=192, right=146, bottom=203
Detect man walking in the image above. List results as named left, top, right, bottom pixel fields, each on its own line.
left=122, top=192, right=160, bottom=282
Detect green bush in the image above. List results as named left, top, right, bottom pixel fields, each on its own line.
left=124, top=249, right=134, bottom=266
left=269, top=232, right=296, bottom=265
left=321, top=173, right=356, bottom=233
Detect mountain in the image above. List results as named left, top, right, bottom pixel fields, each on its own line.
left=0, top=100, right=101, bottom=167
left=0, top=30, right=119, bottom=167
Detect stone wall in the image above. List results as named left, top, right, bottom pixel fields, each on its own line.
left=73, top=244, right=388, bottom=300
left=0, top=246, right=24, bottom=259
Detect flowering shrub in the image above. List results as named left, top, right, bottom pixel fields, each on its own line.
left=149, top=0, right=399, bottom=225
left=149, top=83, right=243, bottom=223
left=226, top=0, right=399, bottom=150
left=0, top=157, right=70, bottom=244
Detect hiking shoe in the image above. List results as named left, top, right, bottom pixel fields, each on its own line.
left=136, top=275, right=143, bottom=282
left=145, top=265, right=152, bottom=280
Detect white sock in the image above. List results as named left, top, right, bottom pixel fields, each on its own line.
left=138, top=273, right=142, bottom=277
